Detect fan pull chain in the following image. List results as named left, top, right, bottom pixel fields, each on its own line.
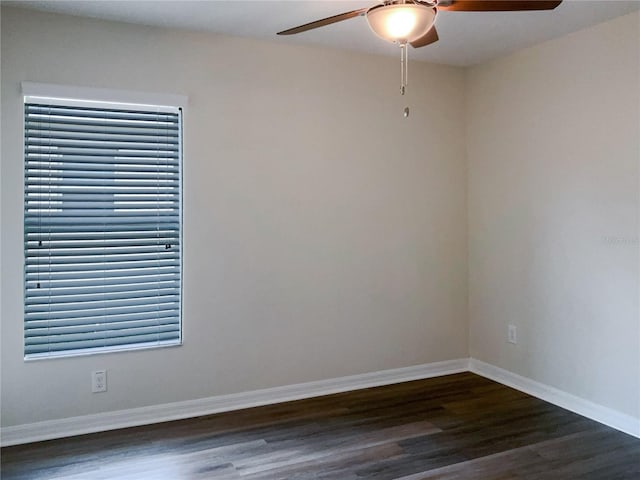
left=400, top=43, right=408, bottom=96
left=401, top=43, right=410, bottom=118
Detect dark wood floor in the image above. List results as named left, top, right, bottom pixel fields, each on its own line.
left=2, top=372, right=639, bottom=479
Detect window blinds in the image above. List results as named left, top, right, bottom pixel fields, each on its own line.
left=24, top=99, right=182, bottom=358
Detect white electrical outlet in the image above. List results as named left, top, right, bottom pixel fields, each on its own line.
left=508, top=325, right=517, bottom=344
left=92, top=370, right=107, bottom=393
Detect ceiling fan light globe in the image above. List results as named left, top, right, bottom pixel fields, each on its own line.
left=366, top=4, right=436, bottom=44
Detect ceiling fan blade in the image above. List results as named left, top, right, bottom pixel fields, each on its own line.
left=438, top=1, right=562, bottom=12
left=410, top=26, right=439, bottom=48
left=277, top=8, right=368, bottom=35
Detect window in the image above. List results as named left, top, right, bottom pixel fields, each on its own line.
left=23, top=95, right=183, bottom=359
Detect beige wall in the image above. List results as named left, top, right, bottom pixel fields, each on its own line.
left=0, top=8, right=468, bottom=427
left=467, top=12, right=640, bottom=417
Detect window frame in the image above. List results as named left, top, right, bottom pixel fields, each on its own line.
left=22, top=83, right=187, bottom=361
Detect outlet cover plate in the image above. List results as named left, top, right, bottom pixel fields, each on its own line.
left=508, top=325, right=517, bottom=344
left=92, top=370, right=107, bottom=393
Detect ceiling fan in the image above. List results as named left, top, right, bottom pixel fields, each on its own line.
left=278, top=0, right=562, bottom=105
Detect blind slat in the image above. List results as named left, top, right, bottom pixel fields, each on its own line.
left=26, top=318, right=181, bottom=338
left=26, top=287, right=180, bottom=306
left=26, top=123, right=179, bottom=136
left=25, top=333, right=179, bottom=356
left=26, top=160, right=179, bottom=171
left=26, top=147, right=178, bottom=157
left=26, top=104, right=180, bottom=121
left=25, top=300, right=180, bottom=321
left=26, top=170, right=178, bottom=180
left=26, top=155, right=180, bottom=166
left=26, top=266, right=179, bottom=281
left=26, top=274, right=180, bottom=290
left=27, top=245, right=180, bottom=257
left=27, top=239, right=179, bottom=246
left=26, top=118, right=180, bottom=131
left=25, top=308, right=179, bottom=329
left=26, top=294, right=180, bottom=313
left=27, top=281, right=180, bottom=298
left=27, top=131, right=179, bottom=143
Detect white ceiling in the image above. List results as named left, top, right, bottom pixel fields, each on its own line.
left=4, top=0, right=640, bottom=66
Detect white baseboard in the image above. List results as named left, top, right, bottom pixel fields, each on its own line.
left=0, top=358, right=469, bottom=447
left=469, top=358, right=640, bottom=439
left=4, top=357, right=637, bottom=447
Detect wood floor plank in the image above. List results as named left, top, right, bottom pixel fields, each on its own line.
left=2, top=373, right=638, bottom=480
